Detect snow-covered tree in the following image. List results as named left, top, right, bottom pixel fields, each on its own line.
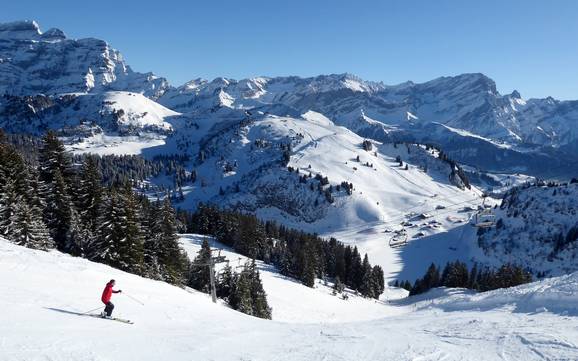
left=10, top=200, right=54, bottom=250
left=42, top=169, right=73, bottom=250
left=92, top=187, right=144, bottom=274
left=38, top=132, right=74, bottom=250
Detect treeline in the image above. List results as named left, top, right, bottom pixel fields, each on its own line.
left=72, top=153, right=192, bottom=192
left=178, top=205, right=385, bottom=299
left=0, top=130, right=271, bottom=319
left=395, top=261, right=532, bottom=296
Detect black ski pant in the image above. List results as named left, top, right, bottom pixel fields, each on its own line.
left=104, top=302, right=114, bottom=316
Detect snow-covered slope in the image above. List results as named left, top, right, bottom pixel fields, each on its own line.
left=164, top=110, right=480, bottom=230
left=478, top=182, right=578, bottom=276
left=0, top=90, right=182, bottom=154
left=2, top=237, right=578, bottom=360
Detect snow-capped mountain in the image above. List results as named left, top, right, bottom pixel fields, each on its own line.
left=159, top=73, right=578, bottom=177
left=0, top=20, right=168, bottom=98
left=2, top=20, right=578, bottom=177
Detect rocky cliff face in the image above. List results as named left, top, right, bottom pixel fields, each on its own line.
left=0, top=20, right=168, bottom=99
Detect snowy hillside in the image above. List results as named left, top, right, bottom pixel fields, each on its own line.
left=0, top=90, right=184, bottom=154
left=158, top=110, right=481, bottom=235
left=478, top=181, right=578, bottom=276
left=2, top=237, right=578, bottom=360
left=0, top=91, right=179, bottom=134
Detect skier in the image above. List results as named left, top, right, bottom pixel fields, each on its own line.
left=100, top=279, right=122, bottom=318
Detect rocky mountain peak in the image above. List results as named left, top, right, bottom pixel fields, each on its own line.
left=0, top=20, right=41, bottom=40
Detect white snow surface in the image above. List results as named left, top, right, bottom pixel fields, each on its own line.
left=2, top=237, right=578, bottom=361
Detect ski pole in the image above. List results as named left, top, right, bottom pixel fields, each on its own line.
left=123, top=292, right=145, bottom=306
left=81, top=306, right=104, bottom=315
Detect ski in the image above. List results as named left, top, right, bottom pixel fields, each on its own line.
left=85, top=313, right=134, bottom=324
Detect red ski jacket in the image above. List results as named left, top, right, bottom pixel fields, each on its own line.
left=101, top=282, right=120, bottom=304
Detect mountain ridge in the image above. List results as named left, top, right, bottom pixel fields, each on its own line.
left=2, top=19, right=578, bottom=179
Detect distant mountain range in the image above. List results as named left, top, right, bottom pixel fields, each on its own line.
left=1, top=20, right=577, bottom=178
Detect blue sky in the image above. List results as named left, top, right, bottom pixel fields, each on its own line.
left=3, top=0, right=578, bottom=99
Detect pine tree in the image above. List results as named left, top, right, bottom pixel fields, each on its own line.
left=371, top=265, right=385, bottom=298
left=249, top=261, right=272, bottom=319
left=92, top=187, right=144, bottom=274
left=423, top=263, right=440, bottom=290
left=468, top=263, right=479, bottom=290
left=154, top=198, right=188, bottom=284
left=441, top=261, right=469, bottom=288
left=234, top=216, right=265, bottom=259
left=143, top=200, right=162, bottom=278
left=229, top=261, right=271, bottom=319
left=10, top=200, right=54, bottom=250
left=188, top=238, right=212, bottom=292
left=38, top=132, right=75, bottom=251
left=118, top=187, right=145, bottom=274
left=360, top=254, right=375, bottom=298
left=0, top=141, right=54, bottom=250
left=0, top=177, right=20, bottom=239
left=77, top=156, right=103, bottom=232
left=350, top=247, right=363, bottom=290
left=277, top=246, right=293, bottom=277
left=216, top=264, right=235, bottom=299
left=38, top=131, right=74, bottom=185
left=0, top=145, right=28, bottom=239
left=229, top=264, right=253, bottom=315
left=402, top=280, right=412, bottom=291
left=332, top=276, right=345, bottom=295
left=299, top=249, right=316, bottom=288
left=42, top=169, right=73, bottom=250
left=66, top=207, right=90, bottom=256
